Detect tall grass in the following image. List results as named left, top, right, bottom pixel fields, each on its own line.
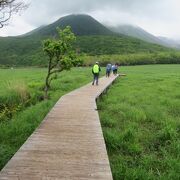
left=6, top=81, right=30, bottom=101
left=98, top=65, right=180, bottom=180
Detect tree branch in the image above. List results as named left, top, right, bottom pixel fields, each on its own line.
left=0, top=0, right=28, bottom=28
left=50, top=68, right=63, bottom=75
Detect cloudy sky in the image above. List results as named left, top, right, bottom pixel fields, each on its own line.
left=0, top=0, right=180, bottom=39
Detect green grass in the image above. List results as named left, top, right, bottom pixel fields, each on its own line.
left=98, top=65, right=180, bottom=180
left=0, top=67, right=94, bottom=170
left=1, top=65, right=180, bottom=178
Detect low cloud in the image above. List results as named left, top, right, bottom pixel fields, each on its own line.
left=0, top=0, right=180, bottom=39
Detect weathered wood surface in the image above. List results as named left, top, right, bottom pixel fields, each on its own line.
left=0, top=75, right=119, bottom=180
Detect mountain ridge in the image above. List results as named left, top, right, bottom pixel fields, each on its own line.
left=1, top=14, right=179, bottom=49
left=26, top=14, right=114, bottom=37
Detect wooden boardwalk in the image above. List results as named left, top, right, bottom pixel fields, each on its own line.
left=0, top=75, right=119, bottom=180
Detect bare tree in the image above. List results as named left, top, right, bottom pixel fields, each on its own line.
left=0, top=0, right=28, bottom=28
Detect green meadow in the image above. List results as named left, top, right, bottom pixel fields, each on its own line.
left=98, top=65, right=180, bottom=179
left=0, top=67, right=92, bottom=170
left=0, top=65, right=179, bottom=180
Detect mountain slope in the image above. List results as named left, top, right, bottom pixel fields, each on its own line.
left=109, top=25, right=177, bottom=48
left=0, top=14, right=173, bottom=66
left=110, top=25, right=160, bottom=43
left=158, top=36, right=180, bottom=49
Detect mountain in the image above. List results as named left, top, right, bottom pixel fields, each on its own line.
left=0, top=14, right=173, bottom=66
left=110, top=25, right=162, bottom=44
left=25, top=14, right=113, bottom=37
left=110, top=25, right=180, bottom=48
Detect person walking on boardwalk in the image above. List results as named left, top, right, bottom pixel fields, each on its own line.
left=92, top=62, right=101, bottom=85
left=106, top=63, right=112, bottom=77
left=112, top=63, right=118, bottom=75
left=114, top=63, right=118, bottom=75
left=112, top=64, right=115, bottom=75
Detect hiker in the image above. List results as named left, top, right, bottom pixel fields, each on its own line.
left=92, top=62, right=101, bottom=85
left=106, top=63, right=112, bottom=77
left=114, top=63, right=118, bottom=75
left=112, top=63, right=118, bottom=75
left=112, top=64, right=116, bottom=75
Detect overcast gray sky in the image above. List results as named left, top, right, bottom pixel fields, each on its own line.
left=0, top=0, right=180, bottom=39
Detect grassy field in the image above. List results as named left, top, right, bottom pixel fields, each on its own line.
left=98, top=65, right=180, bottom=179
left=0, top=65, right=179, bottom=179
left=0, top=67, right=93, bottom=170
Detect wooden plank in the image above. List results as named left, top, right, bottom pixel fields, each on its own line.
left=0, top=75, right=119, bottom=180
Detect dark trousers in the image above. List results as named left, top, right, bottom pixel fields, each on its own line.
left=92, top=73, right=99, bottom=85
left=106, top=70, right=111, bottom=77
left=113, top=69, right=117, bottom=75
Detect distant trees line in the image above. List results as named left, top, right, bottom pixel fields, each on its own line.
left=0, top=51, right=180, bottom=68
left=81, top=52, right=180, bottom=66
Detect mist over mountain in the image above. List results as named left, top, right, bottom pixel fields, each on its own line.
left=158, top=36, right=180, bottom=49
left=109, top=25, right=180, bottom=49
left=23, top=14, right=179, bottom=49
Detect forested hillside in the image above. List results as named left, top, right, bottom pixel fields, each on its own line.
left=0, top=14, right=178, bottom=66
